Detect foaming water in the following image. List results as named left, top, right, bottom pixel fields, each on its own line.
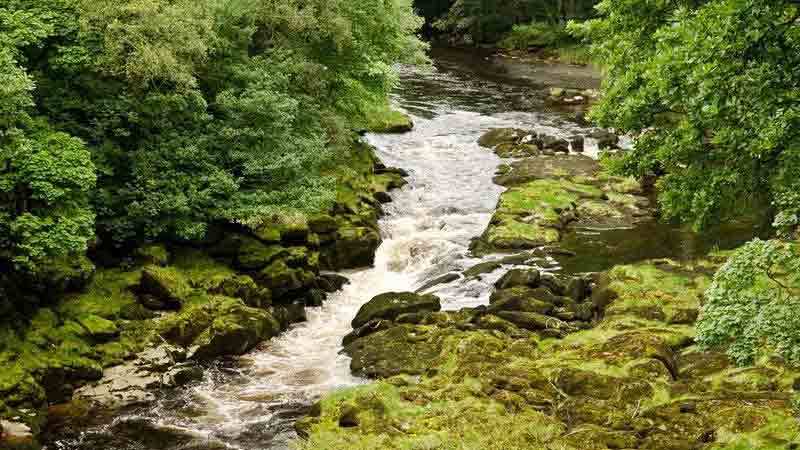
left=49, top=49, right=604, bottom=450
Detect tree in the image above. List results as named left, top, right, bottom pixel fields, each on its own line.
left=572, top=0, right=800, bottom=231
left=697, top=240, right=800, bottom=365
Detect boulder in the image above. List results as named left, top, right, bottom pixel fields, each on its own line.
left=208, top=274, right=272, bottom=308
left=321, top=226, right=381, bottom=270
left=416, top=273, right=460, bottom=293
left=138, top=266, right=191, bottom=310
left=188, top=298, right=281, bottom=360
left=344, top=324, right=457, bottom=378
left=234, top=237, right=288, bottom=271
left=487, top=295, right=553, bottom=315
left=0, top=420, right=37, bottom=450
left=494, top=269, right=540, bottom=290
left=76, top=315, right=119, bottom=341
left=352, top=292, right=441, bottom=328
left=496, top=311, right=574, bottom=335
left=478, top=128, right=528, bottom=149
left=134, top=244, right=170, bottom=266
left=317, top=273, right=350, bottom=293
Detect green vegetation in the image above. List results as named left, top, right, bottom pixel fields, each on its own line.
left=573, top=0, right=800, bottom=232
left=300, top=260, right=800, bottom=449
left=697, top=239, right=800, bottom=365
left=0, top=0, right=426, bottom=280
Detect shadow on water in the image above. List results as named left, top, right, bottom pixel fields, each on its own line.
left=557, top=219, right=765, bottom=274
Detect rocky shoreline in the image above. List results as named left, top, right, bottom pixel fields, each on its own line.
left=0, top=136, right=409, bottom=449
left=292, top=131, right=800, bottom=450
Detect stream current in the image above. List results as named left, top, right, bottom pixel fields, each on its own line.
left=48, top=48, right=752, bottom=450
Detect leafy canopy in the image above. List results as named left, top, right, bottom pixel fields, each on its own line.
left=573, top=0, right=800, bottom=231
left=0, top=0, right=425, bottom=274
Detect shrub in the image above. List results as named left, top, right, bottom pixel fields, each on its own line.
left=696, top=239, right=800, bottom=365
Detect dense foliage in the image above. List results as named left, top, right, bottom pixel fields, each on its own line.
left=697, top=240, right=800, bottom=365
left=0, top=0, right=425, bottom=273
left=427, top=0, right=597, bottom=44
left=574, top=0, right=800, bottom=232
left=576, top=0, right=800, bottom=363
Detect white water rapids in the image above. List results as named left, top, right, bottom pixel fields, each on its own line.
left=51, top=49, right=605, bottom=450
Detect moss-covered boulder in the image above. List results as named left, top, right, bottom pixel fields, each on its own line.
left=188, top=298, right=281, bottom=360
left=352, top=292, right=441, bottom=328
left=138, top=266, right=192, bottom=310
left=133, top=244, right=170, bottom=266
left=234, top=237, right=288, bottom=271
left=494, top=269, right=541, bottom=290
left=321, top=226, right=381, bottom=270
left=344, top=325, right=458, bottom=378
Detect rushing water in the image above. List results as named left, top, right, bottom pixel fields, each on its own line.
left=47, top=49, right=755, bottom=450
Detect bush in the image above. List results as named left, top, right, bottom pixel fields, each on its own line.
left=500, top=23, right=571, bottom=50
left=696, top=239, right=800, bottom=365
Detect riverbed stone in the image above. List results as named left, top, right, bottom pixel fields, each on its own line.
left=494, top=269, right=540, bottom=289
left=352, top=292, right=441, bottom=328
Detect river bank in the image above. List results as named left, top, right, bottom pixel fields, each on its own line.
left=0, top=134, right=411, bottom=449
left=297, top=119, right=793, bottom=448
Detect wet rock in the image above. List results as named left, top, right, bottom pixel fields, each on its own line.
left=494, top=269, right=540, bottom=290
left=539, top=135, right=570, bottom=153
left=588, top=129, right=619, bottom=149
left=352, top=292, right=441, bottom=328
left=342, top=319, right=394, bottom=346
left=539, top=273, right=566, bottom=296
left=463, top=261, right=503, bottom=278
left=495, top=311, right=574, bottom=335
left=565, top=276, right=590, bottom=302
left=0, top=420, right=36, bottom=450
left=73, top=363, right=160, bottom=409
left=415, top=273, right=461, bottom=293
left=317, top=273, right=350, bottom=293
left=138, top=266, right=191, bottom=310
left=478, top=128, right=527, bottom=148
left=321, top=226, right=381, bottom=270
left=162, top=363, right=204, bottom=387
left=569, top=135, right=585, bottom=153
left=137, top=345, right=186, bottom=372
left=487, top=293, right=553, bottom=315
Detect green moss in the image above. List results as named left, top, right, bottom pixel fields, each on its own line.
left=485, top=217, right=561, bottom=249
left=363, top=105, right=414, bottom=133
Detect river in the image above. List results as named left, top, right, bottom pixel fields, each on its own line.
left=46, top=48, right=754, bottom=450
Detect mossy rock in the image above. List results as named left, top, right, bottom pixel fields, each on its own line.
left=483, top=217, right=561, bottom=250
left=257, top=260, right=315, bottom=294
left=133, top=244, right=170, bottom=266
left=477, top=128, right=528, bottom=148
left=320, top=226, right=381, bottom=270
left=234, top=237, right=289, bottom=271
left=76, top=315, right=119, bottom=341
left=138, top=266, right=192, bottom=310
left=494, top=269, right=541, bottom=290
left=366, top=109, right=414, bottom=133
left=207, top=274, right=271, bottom=308
left=344, top=324, right=458, bottom=378
left=351, top=292, right=441, bottom=328
left=188, top=298, right=281, bottom=360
